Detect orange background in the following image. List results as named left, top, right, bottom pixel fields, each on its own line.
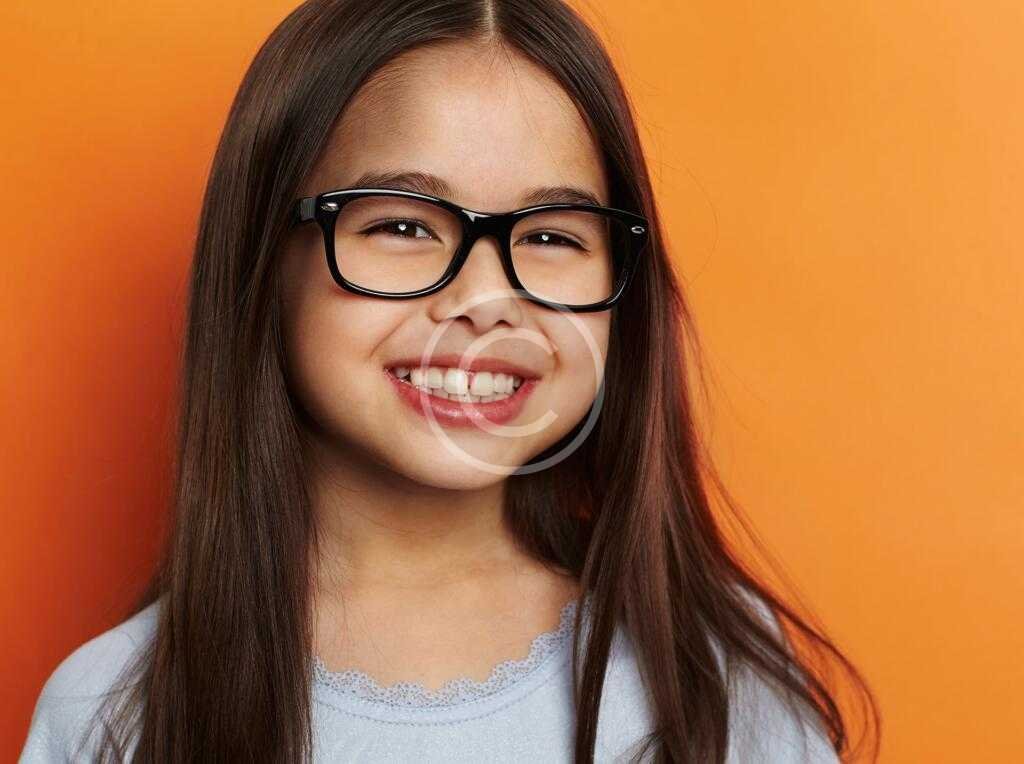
left=2, top=1, right=1021, bottom=761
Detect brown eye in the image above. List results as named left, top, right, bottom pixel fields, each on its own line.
left=363, top=219, right=437, bottom=240
left=517, top=231, right=584, bottom=249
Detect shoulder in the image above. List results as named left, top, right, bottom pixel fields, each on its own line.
left=725, top=586, right=839, bottom=763
left=32, top=599, right=160, bottom=699
left=19, top=599, right=161, bottom=763
left=725, top=654, right=839, bottom=762
left=595, top=616, right=657, bottom=754
left=597, top=589, right=839, bottom=763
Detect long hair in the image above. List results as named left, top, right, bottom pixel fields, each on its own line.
left=87, top=0, right=881, bottom=761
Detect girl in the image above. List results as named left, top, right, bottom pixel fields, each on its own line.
left=21, top=0, right=879, bottom=761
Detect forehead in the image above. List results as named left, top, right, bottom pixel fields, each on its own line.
left=309, top=41, right=610, bottom=211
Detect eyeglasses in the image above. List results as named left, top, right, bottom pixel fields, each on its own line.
left=289, top=187, right=649, bottom=312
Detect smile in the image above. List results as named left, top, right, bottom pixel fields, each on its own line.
left=384, top=366, right=538, bottom=428
left=387, top=365, right=523, bottom=403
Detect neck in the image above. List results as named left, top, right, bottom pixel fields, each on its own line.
left=305, top=439, right=530, bottom=601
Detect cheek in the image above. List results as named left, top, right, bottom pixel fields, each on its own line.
left=542, top=314, right=610, bottom=414
left=556, top=314, right=609, bottom=385
left=281, top=288, right=399, bottom=442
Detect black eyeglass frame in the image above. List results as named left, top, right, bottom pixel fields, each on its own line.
left=290, top=187, right=649, bottom=312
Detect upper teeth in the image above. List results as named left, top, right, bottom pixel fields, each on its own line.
left=391, top=366, right=524, bottom=400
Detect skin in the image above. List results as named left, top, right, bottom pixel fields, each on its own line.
left=278, top=40, right=608, bottom=688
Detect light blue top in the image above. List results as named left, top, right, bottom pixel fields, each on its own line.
left=20, top=591, right=839, bottom=762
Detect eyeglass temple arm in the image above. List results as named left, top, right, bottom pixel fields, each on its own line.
left=292, top=197, right=316, bottom=226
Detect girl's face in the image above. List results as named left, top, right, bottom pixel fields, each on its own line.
left=280, top=42, right=611, bottom=490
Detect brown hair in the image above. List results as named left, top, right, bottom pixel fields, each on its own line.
left=87, top=0, right=880, bottom=761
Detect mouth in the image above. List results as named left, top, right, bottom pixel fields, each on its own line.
left=385, top=365, right=526, bottom=403
left=383, top=363, right=540, bottom=428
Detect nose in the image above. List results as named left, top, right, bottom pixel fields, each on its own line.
left=427, top=233, right=524, bottom=332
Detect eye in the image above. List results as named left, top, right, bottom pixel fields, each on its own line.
left=363, top=219, right=437, bottom=240
left=517, top=231, right=585, bottom=249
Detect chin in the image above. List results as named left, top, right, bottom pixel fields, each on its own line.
left=378, top=446, right=527, bottom=489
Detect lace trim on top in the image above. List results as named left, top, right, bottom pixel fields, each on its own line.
left=312, top=596, right=582, bottom=709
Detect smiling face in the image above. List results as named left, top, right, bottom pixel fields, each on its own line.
left=279, top=40, right=612, bottom=490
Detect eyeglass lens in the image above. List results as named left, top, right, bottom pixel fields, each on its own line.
left=330, top=194, right=629, bottom=306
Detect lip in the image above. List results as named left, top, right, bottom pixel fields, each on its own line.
left=384, top=368, right=539, bottom=428
left=383, top=354, right=542, bottom=380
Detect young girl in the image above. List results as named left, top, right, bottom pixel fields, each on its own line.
left=21, top=1, right=879, bottom=761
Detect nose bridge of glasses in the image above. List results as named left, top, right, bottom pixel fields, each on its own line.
left=458, top=209, right=514, bottom=253
left=449, top=211, right=521, bottom=293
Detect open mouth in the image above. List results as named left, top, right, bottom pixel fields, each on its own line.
left=385, top=365, right=527, bottom=404
left=383, top=363, right=540, bottom=428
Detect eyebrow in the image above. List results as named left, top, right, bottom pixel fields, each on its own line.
left=349, top=169, right=606, bottom=209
